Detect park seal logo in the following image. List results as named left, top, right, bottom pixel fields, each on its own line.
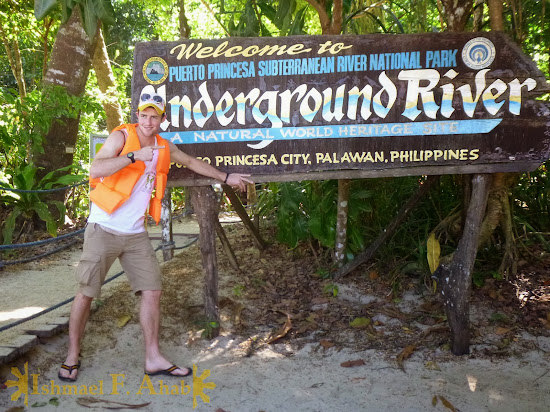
left=143, top=57, right=168, bottom=85
left=461, top=37, right=496, bottom=70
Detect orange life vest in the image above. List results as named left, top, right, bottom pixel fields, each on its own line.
left=89, top=123, right=170, bottom=224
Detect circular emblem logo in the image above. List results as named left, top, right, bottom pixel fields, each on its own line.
left=143, top=57, right=168, bottom=85
left=462, top=37, right=496, bottom=70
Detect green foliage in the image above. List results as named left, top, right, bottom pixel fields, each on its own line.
left=0, top=85, right=102, bottom=169
left=473, top=270, right=503, bottom=288
left=256, top=0, right=308, bottom=36
left=34, top=0, right=115, bottom=37
left=0, top=2, right=53, bottom=92
left=232, top=284, right=245, bottom=297
left=1, top=164, right=87, bottom=244
left=314, top=268, right=331, bottom=279
left=258, top=180, right=372, bottom=255
left=194, top=318, right=220, bottom=339
left=512, top=163, right=550, bottom=232
left=34, top=0, right=58, bottom=20
left=323, top=282, right=339, bottom=297
left=228, top=0, right=260, bottom=37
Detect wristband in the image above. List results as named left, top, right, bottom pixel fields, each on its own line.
left=224, top=173, right=229, bottom=183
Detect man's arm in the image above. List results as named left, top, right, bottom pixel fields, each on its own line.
left=167, top=141, right=253, bottom=191
left=90, top=131, right=163, bottom=179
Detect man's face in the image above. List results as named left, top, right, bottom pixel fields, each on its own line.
left=136, top=107, right=165, bottom=138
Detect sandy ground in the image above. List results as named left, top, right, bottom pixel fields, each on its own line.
left=1, top=216, right=550, bottom=412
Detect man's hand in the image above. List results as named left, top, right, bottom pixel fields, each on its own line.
left=135, top=145, right=165, bottom=162
left=225, top=173, right=253, bottom=192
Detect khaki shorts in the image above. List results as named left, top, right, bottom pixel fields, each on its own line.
left=76, top=223, right=161, bottom=298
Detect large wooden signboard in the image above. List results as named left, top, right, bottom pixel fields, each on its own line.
left=132, top=32, right=550, bottom=185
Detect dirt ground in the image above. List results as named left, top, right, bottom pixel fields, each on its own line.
left=1, top=215, right=550, bottom=412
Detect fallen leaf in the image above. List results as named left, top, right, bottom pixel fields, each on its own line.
left=266, top=315, right=292, bottom=344
left=438, top=395, right=457, bottom=412
left=232, top=303, right=245, bottom=325
left=432, top=395, right=438, bottom=406
left=296, top=322, right=317, bottom=334
left=425, top=361, right=441, bottom=371
left=349, top=317, right=371, bottom=329
left=49, top=397, right=60, bottom=406
left=379, top=307, right=410, bottom=321
left=427, top=233, right=441, bottom=274
left=306, top=313, right=319, bottom=324
left=76, top=397, right=150, bottom=409
left=396, top=344, right=416, bottom=371
left=495, top=327, right=511, bottom=335
left=341, top=359, right=365, bottom=368
left=320, top=339, right=335, bottom=348
left=5, top=408, right=25, bottom=412
left=369, top=270, right=379, bottom=280
left=351, top=377, right=367, bottom=382
left=31, top=402, right=47, bottom=407
left=116, top=314, right=131, bottom=328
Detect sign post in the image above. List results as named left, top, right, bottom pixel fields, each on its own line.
left=132, top=32, right=550, bottom=184
left=131, top=32, right=550, bottom=346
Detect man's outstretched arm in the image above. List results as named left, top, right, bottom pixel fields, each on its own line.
left=167, top=141, right=253, bottom=191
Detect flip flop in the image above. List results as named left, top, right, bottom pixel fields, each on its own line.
left=144, top=365, right=192, bottom=377
left=58, top=361, right=81, bottom=382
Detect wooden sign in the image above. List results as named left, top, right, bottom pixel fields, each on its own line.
left=131, top=32, right=550, bottom=185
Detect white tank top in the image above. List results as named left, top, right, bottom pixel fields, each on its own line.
left=88, top=137, right=159, bottom=234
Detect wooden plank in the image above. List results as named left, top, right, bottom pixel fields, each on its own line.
left=46, top=317, right=70, bottom=326
left=0, top=335, right=39, bottom=364
left=25, top=323, right=65, bottom=338
left=161, top=187, right=174, bottom=262
left=168, top=161, right=543, bottom=187
left=222, top=184, right=266, bottom=250
left=0, top=347, right=16, bottom=364
left=434, top=174, right=492, bottom=355
left=189, top=186, right=220, bottom=338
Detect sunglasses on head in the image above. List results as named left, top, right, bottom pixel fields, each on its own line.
left=140, top=94, right=164, bottom=104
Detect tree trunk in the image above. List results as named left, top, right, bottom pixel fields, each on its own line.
left=335, top=179, right=350, bottom=267
left=488, top=0, right=504, bottom=31
left=0, top=19, right=26, bottom=98
left=305, top=0, right=343, bottom=34
left=35, top=8, right=98, bottom=176
left=439, top=0, right=474, bottom=31
left=161, top=187, right=173, bottom=262
left=215, top=219, right=240, bottom=272
left=190, top=186, right=220, bottom=338
left=179, top=0, right=191, bottom=39
left=435, top=174, right=491, bottom=355
left=335, top=176, right=439, bottom=279
left=93, top=27, right=123, bottom=132
left=473, top=0, right=485, bottom=31
left=222, top=184, right=266, bottom=250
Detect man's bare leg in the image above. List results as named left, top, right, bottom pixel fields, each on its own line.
left=59, top=292, right=93, bottom=380
left=140, top=290, right=190, bottom=376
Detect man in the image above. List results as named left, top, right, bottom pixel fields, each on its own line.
left=58, top=92, right=252, bottom=381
